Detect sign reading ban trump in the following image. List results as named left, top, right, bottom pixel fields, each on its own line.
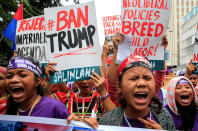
left=44, top=1, right=101, bottom=83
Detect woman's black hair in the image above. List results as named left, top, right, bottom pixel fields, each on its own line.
left=176, top=100, right=198, bottom=130
left=5, top=55, right=48, bottom=115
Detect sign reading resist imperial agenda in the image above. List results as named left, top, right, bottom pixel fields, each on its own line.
left=15, top=15, right=48, bottom=63
left=44, top=0, right=101, bottom=83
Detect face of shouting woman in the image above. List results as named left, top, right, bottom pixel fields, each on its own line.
left=175, top=83, right=194, bottom=107
left=120, top=66, right=155, bottom=112
left=6, top=68, right=39, bottom=108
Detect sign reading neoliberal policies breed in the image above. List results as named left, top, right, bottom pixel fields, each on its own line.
left=44, top=1, right=101, bottom=83
left=117, top=0, right=172, bottom=70
left=15, top=15, right=48, bottom=63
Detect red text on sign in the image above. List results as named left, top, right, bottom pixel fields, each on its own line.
left=17, top=17, right=45, bottom=32
left=57, top=5, right=88, bottom=31
left=122, top=21, right=163, bottom=37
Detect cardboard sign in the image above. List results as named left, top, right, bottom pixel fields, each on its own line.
left=193, top=25, right=198, bottom=74
left=116, top=0, right=172, bottom=70
left=102, top=15, right=122, bottom=65
left=102, top=15, right=122, bottom=42
left=44, top=1, right=101, bottom=83
left=15, top=15, right=48, bottom=63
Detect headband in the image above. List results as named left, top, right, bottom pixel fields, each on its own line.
left=166, top=68, right=173, bottom=74
left=7, top=58, right=42, bottom=76
left=177, top=79, right=190, bottom=86
left=117, top=55, right=151, bottom=80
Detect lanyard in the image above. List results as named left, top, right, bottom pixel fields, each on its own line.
left=124, top=110, right=151, bottom=127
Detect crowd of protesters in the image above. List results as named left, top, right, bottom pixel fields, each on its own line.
left=0, top=32, right=198, bottom=131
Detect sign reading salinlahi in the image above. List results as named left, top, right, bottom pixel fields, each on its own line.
left=117, top=0, right=172, bottom=70
left=15, top=15, right=48, bottom=63
left=193, top=25, right=198, bottom=74
left=44, top=1, right=101, bottom=83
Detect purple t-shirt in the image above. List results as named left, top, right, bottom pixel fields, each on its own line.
left=165, top=105, right=198, bottom=130
left=18, top=96, right=69, bottom=119
left=165, top=105, right=182, bottom=130
left=123, top=110, right=157, bottom=128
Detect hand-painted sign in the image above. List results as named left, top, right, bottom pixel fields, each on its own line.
left=102, top=15, right=122, bottom=64
left=44, top=1, right=101, bottom=83
left=116, top=0, right=172, bottom=70
left=15, top=15, right=48, bottom=63
left=102, top=15, right=121, bottom=42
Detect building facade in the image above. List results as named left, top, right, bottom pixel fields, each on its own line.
left=180, top=6, right=198, bottom=70
left=167, top=0, right=198, bottom=66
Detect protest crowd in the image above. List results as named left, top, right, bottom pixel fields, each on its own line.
left=1, top=0, right=198, bottom=131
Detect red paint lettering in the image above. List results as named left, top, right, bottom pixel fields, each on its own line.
left=147, top=22, right=155, bottom=37
left=154, top=23, right=163, bottom=37
left=68, top=9, right=77, bottom=29
left=57, top=11, right=68, bottom=31
left=39, top=17, right=45, bottom=31
left=154, top=11, right=160, bottom=21
left=123, top=0, right=128, bottom=8
left=25, top=19, right=34, bottom=31
left=122, top=21, right=131, bottom=35
left=142, top=37, right=149, bottom=46
left=132, top=21, right=140, bottom=36
left=77, top=5, right=88, bottom=27
left=33, top=17, right=40, bottom=30
left=57, top=6, right=88, bottom=31
left=18, top=20, right=27, bottom=32
left=194, top=54, right=198, bottom=61
left=140, top=22, right=148, bottom=36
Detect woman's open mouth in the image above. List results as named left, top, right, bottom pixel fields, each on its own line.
left=180, top=94, right=191, bottom=104
left=134, top=92, right=148, bottom=104
left=11, top=87, right=24, bottom=99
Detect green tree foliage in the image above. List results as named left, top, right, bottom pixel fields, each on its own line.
left=0, top=0, right=61, bottom=66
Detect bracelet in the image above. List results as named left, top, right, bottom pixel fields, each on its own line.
left=100, top=92, right=110, bottom=101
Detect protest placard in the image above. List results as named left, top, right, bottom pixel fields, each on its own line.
left=102, top=15, right=121, bottom=64
left=116, top=0, right=172, bottom=70
left=44, top=1, right=101, bottom=83
left=102, top=15, right=121, bottom=42
left=193, top=25, right=198, bottom=74
left=15, top=15, right=48, bottom=64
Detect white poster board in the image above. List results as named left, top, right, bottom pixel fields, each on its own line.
left=117, top=0, right=172, bottom=70
left=102, top=15, right=122, bottom=64
left=102, top=15, right=121, bottom=42
left=44, top=1, right=101, bottom=83
left=15, top=15, right=48, bottom=63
